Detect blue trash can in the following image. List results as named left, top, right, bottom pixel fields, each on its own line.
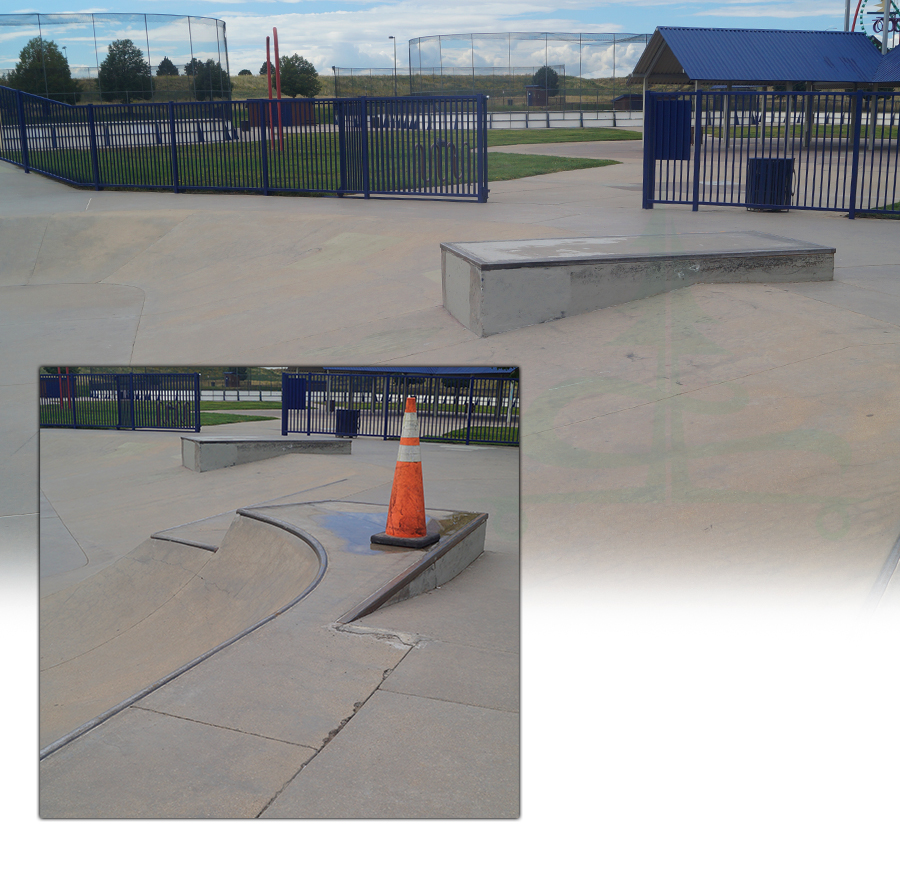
left=746, top=158, right=794, bottom=210
left=335, top=409, right=360, bottom=438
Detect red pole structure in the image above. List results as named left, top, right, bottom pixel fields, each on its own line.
left=266, top=36, right=274, bottom=151
left=273, top=27, right=284, bottom=152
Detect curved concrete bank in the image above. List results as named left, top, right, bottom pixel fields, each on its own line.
left=40, top=513, right=323, bottom=749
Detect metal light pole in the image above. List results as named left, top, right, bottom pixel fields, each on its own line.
left=884, top=0, right=891, bottom=54
left=389, top=36, right=397, bottom=96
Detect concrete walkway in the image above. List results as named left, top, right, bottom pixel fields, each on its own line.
left=3, top=136, right=900, bottom=849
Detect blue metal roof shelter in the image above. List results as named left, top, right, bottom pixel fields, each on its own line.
left=631, top=27, right=900, bottom=86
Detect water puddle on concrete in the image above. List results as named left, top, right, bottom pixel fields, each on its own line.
left=317, top=511, right=389, bottom=555
left=316, top=508, right=466, bottom=555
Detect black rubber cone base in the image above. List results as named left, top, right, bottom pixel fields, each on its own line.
left=370, top=531, right=441, bottom=549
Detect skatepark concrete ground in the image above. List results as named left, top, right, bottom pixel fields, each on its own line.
left=3, top=137, right=900, bottom=860
left=38, top=422, right=518, bottom=818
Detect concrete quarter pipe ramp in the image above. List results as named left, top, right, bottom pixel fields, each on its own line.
left=40, top=513, right=324, bottom=749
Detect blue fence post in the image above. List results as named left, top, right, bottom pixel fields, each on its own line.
left=281, top=372, right=288, bottom=436
left=115, top=374, right=123, bottom=429
left=69, top=371, right=78, bottom=429
left=361, top=97, right=370, bottom=198
left=477, top=94, right=489, bottom=203
left=848, top=90, right=864, bottom=220
left=382, top=374, right=390, bottom=440
left=129, top=371, right=136, bottom=431
left=465, top=378, right=475, bottom=446
left=337, top=101, right=347, bottom=196
left=168, top=102, right=179, bottom=193
left=642, top=91, right=655, bottom=209
left=15, top=89, right=30, bottom=173
left=87, top=104, right=101, bottom=191
left=692, top=90, right=703, bottom=212
left=258, top=101, right=270, bottom=196
left=193, top=373, right=201, bottom=432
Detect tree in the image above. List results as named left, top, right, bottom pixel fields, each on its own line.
left=277, top=54, right=321, bottom=97
left=259, top=55, right=321, bottom=96
left=259, top=60, right=274, bottom=77
left=184, top=58, right=204, bottom=77
left=7, top=37, right=80, bottom=104
left=190, top=59, right=233, bottom=101
left=237, top=69, right=252, bottom=76
left=98, top=39, right=151, bottom=103
left=156, top=56, right=179, bottom=76
left=532, top=65, right=560, bottom=97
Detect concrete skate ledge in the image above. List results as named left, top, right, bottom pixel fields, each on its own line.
left=337, top=510, right=488, bottom=623
left=442, top=231, right=835, bottom=337
left=182, top=435, right=350, bottom=472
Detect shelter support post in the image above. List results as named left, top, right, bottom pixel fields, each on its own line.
left=692, top=87, right=702, bottom=212
left=642, top=89, right=654, bottom=209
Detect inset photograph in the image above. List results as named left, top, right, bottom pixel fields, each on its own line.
left=38, top=365, right=519, bottom=819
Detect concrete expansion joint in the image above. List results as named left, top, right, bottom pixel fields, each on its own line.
left=27, top=219, right=49, bottom=283
left=377, top=686, right=515, bottom=715
left=129, top=704, right=317, bottom=751
left=255, top=647, right=414, bottom=818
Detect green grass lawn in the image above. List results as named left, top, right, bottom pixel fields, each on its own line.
left=40, top=401, right=276, bottom=428
left=17, top=123, right=635, bottom=192
left=857, top=201, right=900, bottom=218
left=437, top=425, right=519, bottom=444
left=487, top=128, right=641, bottom=146
left=488, top=153, right=618, bottom=181
left=200, top=412, right=275, bottom=426
left=199, top=400, right=282, bottom=410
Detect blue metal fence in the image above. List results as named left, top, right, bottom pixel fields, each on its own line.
left=643, top=90, right=900, bottom=218
left=39, top=372, right=201, bottom=431
left=0, top=87, right=488, bottom=201
left=281, top=371, right=519, bottom=445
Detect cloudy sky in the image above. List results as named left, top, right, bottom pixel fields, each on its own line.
left=3, top=1, right=855, bottom=74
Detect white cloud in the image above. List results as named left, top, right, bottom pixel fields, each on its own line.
left=694, top=0, right=845, bottom=15
left=221, top=5, right=636, bottom=71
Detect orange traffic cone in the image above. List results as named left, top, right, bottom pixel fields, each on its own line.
left=370, top=396, right=441, bottom=549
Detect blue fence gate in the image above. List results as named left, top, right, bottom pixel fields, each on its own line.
left=643, top=90, right=900, bottom=217
left=39, top=371, right=201, bottom=431
left=281, top=370, right=519, bottom=445
left=0, top=87, right=488, bottom=202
